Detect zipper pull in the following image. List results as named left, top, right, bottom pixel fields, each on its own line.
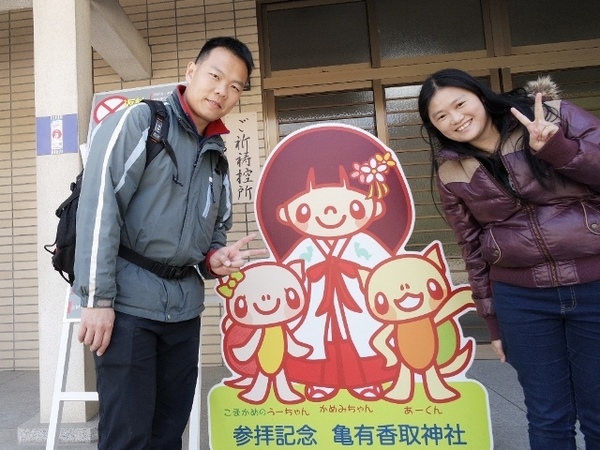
left=209, top=176, right=215, bottom=203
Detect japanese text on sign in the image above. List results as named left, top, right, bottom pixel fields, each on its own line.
left=230, top=422, right=468, bottom=446
left=223, top=112, right=260, bottom=204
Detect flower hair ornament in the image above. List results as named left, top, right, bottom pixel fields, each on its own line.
left=350, top=150, right=397, bottom=199
left=216, top=271, right=245, bottom=299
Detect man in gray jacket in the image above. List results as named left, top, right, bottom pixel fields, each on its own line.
left=75, top=37, right=266, bottom=449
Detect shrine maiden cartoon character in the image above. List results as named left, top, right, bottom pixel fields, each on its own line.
left=256, top=124, right=414, bottom=401
left=359, top=241, right=475, bottom=403
left=217, top=261, right=312, bottom=404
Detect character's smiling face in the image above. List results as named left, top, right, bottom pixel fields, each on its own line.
left=362, top=248, right=450, bottom=322
left=277, top=167, right=383, bottom=238
left=252, top=294, right=281, bottom=315
left=391, top=288, right=424, bottom=312
left=225, top=263, right=307, bottom=327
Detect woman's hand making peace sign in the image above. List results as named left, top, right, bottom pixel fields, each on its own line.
left=511, top=92, right=559, bottom=152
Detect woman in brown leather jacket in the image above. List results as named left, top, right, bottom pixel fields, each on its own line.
left=418, top=68, right=600, bottom=450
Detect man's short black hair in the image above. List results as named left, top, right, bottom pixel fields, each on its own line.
left=195, top=37, right=254, bottom=80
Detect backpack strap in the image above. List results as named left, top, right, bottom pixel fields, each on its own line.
left=54, top=171, right=83, bottom=219
left=117, top=99, right=188, bottom=278
left=141, top=99, right=182, bottom=186
left=118, top=245, right=194, bottom=280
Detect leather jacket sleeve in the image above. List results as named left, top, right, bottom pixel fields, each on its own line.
left=436, top=175, right=500, bottom=340
left=535, top=100, right=600, bottom=193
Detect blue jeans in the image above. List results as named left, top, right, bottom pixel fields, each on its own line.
left=493, top=280, right=600, bottom=450
left=94, top=312, right=200, bottom=450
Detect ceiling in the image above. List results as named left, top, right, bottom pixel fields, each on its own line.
left=1, top=0, right=151, bottom=80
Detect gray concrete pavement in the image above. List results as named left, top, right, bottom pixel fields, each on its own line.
left=0, top=350, right=586, bottom=449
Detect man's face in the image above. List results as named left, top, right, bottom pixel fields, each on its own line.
left=184, top=47, right=248, bottom=134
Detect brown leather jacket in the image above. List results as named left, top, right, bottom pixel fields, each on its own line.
left=436, top=99, right=600, bottom=339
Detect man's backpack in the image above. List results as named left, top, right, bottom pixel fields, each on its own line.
left=44, top=99, right=175, bottom=285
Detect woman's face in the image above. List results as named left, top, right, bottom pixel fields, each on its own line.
left=427, top=86, right=497, bottom=151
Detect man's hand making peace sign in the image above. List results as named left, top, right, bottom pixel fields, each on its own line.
left=511, top=92, right=559, bottom=152
left=209, top=232, right=269, bottom=276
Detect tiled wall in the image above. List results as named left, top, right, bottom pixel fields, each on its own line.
left=1, top=0, right=263, bottom=370
left=0, top=9, right=38, bottom=371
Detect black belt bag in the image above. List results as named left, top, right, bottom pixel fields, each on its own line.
left=118, top=245, right=195, bottom=280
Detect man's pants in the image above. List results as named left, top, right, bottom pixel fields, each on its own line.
left=94, top=311, right=200, bottom=450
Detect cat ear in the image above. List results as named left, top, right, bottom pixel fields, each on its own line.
left=288, top=259, right=306, bottom=280
left=357, top=268, right=370, bottom=291
left=423, top=241, right=446, bottom=272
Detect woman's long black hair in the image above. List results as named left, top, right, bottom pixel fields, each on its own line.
left=418, top=68, right=557, bottom=199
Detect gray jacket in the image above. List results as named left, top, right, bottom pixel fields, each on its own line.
left=74, top=87, right=232, bottom=322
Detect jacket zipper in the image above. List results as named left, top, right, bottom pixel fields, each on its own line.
left=523, top=203, right=559, bottom=285
left=496, top=153, right=559, bottom=283
left=497, top=153, right=521, bottom=208
left=477, top=159, right=520, bottom=209
left=477, top=157, right=558, bottom=283
left=194, top=138, right=217, bottom=204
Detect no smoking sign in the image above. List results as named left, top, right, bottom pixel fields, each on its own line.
left=93, top=95, right=128, bottom=124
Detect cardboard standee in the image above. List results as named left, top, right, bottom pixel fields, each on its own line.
left=46, top=287, right=203, bottom=449
left=208, top=124, right=493, bottom=449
